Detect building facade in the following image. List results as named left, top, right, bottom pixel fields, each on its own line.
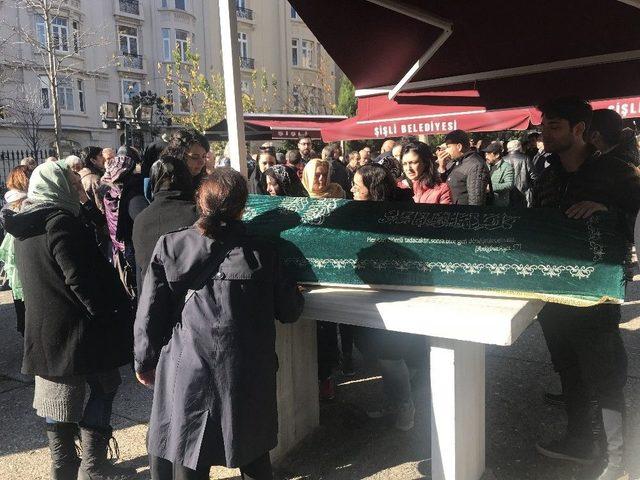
left=0, top=0, right=336, bottom=155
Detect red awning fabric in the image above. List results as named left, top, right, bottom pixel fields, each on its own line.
left=246, top=117, right=346, bottom=140
left=321, top=95, right=640, bottom=142
left=289, top=0, right=640, bottom=109
left=205, top=115, right=347, bottom=141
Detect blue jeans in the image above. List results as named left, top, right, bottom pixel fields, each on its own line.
left=46, top=374, right=119, bottom=429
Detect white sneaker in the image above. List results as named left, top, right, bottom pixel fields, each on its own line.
left=394, top=400, right=415, bottom=431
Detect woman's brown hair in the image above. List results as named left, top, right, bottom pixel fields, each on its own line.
left=6, top=165, right=31, bottom=192
left=196, top=167, right=248, bottom=238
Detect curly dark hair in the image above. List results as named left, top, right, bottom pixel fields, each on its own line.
left=150, top=155, right=195, bottom=195
left=162, top=129, right=210, bottom=162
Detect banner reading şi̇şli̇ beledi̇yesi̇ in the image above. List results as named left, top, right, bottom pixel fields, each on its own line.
left=243, top=195, right=627, bottom=306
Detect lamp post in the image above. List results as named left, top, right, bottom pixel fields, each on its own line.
left=100, top=101, right=154, bottom=148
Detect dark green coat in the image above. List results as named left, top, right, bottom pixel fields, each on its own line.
left=489, top=159, right=515, bottom=207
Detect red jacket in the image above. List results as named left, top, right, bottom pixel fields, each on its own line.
left=399, top=179, right=453, bottom=204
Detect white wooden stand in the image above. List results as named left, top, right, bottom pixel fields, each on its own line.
left=430, top=338, right=485, bottom=480
left=299, top=287, right=544, bottom=480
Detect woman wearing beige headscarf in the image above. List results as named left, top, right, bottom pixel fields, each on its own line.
left=301, top=158, right=345, bottom=199
left=300, top=158, right=345, bottom=401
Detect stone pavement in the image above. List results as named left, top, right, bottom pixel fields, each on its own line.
left=1, top=283, right=640, bottom=480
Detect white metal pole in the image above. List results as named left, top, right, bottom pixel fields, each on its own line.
left=219, top=0, right=248, bottom=176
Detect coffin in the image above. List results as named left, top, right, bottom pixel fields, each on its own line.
left=243, top=195, right=627, bottom=306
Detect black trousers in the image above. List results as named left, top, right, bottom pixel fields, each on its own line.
left=317, top=321, right=338, bottom=381
left=538, top=303, right=627, bottom=465
left=149, top=452, right=272, bottom=480
left=13, top=297, right=25, bottom=336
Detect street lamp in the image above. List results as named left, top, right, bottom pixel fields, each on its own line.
left=99, top=101, right=153, bottom=146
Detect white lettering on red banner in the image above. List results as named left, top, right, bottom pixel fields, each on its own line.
left=607, top=100, right=640, bottom=118
left=373, top=120, right=458, bottom=138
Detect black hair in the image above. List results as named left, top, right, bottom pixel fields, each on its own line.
left=149, top=155, right=195, bottom=195
left=357, top=164, right=397, bottom=201
left=196, top=167, right=248, bottom=238
left=590, top=109, right=623, bottom=146
left=80, top=146, right=102, bottom=164
left=400, top=141, right=440, bottom=188
left=538, top=96, right=593, bottom=130
left=162, top=128, right=210, bottom=162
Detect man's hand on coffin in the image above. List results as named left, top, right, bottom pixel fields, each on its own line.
left=565, top=201, right=608, bottom=219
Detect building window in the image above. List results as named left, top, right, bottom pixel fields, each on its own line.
left=40, top=82, right=50, bottom=109
left=118, top=25, right=138, bottom=56
left=174, top=0, right=186, bottom=10
left=162, top=28, right=171, bottom=61
left=165, top=88, right=173, bottom=111
left=72, top=21, right=79, bottom=53
left=161, top=0, right=168, bottom=7
left=291, top=38, right=298, bottom=66
left=290, top=6, right=298, bottom=19
left=57, top=79, right=74, bottom=111
left=292, top=85, right=300, bottom=110
left=238, top=32, right=249, bottom=59
left=121, top=79, right=141, bottom=103
left=37, top=16, right=70, bottom=52
left=77, top=79, right=85, bottom=112
left=301, top=40, right=314, bottom=68
left=176, top=29, right=189, bottom=62
left=36, top=15, right=46, bottom=46
left=119, top=0, right=140, bottom=15
left=179, top=86, right=190, bottom=112
left=237, top=0, right=246, bottom=7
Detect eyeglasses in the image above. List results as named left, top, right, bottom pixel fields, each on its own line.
left=186, top=153, right=207, bottom=161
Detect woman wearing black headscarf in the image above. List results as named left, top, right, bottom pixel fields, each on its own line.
left=133, top=155, right=199, bottom=284
left=261, top=164, right=308, bottom=197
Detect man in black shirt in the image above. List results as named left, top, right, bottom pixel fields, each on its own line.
left=437, top=129, right=490, bottom=205
left=534, top=96, right=640, bottom=480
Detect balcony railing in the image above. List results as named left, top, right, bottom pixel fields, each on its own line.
left=239, top=56, right=254, bottom=70
left=119, top=53, right=143, bottom=70
left=119, top=0, right=140, bottom=15
left=236, top=6, right=254, bottom=21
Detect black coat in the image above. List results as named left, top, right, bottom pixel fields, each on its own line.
left=444, top=150, right=490, bottom=205
left=132, top=190, right=198, bottom=279
left=134, top=223, right=304, bottom=469
left=4, top=205, right=132, bottom=377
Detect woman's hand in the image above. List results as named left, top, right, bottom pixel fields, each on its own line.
left=136, top=369, right=156, bottom=387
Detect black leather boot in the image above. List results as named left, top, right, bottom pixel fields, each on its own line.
left=78, top=425, right=135, bottom=480
left=46, top=422, right=80, bottom=480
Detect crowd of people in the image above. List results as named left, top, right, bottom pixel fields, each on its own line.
left=1, top=95, right=640, bottom=480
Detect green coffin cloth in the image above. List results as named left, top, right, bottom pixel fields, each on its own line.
left=243, top=195, right=627, bottom=306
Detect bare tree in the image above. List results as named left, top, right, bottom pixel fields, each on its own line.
left=5, top=0, right=113, bottom=157
left=8, top=85, right=46, bottom=155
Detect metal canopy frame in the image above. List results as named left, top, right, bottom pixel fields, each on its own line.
left=355, top=49, right=640, bottom=97
left=363, top=0, right=453, bottom=100
left=354, top=0, right=640, bottom=100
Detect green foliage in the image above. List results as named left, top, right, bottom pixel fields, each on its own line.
left=336, top=76, right=357, bottom=117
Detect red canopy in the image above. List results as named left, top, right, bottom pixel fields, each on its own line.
left=205, top=114, right=347, bottom=141
left=321, top=95, right=640, bottom=141
left=289, top=0, right=640, bottom=109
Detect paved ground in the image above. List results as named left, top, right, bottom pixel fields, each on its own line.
left=1, top=281, right=640, bottom=480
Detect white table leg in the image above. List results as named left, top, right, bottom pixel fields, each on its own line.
left=430, top=338, right=486, bottom=480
